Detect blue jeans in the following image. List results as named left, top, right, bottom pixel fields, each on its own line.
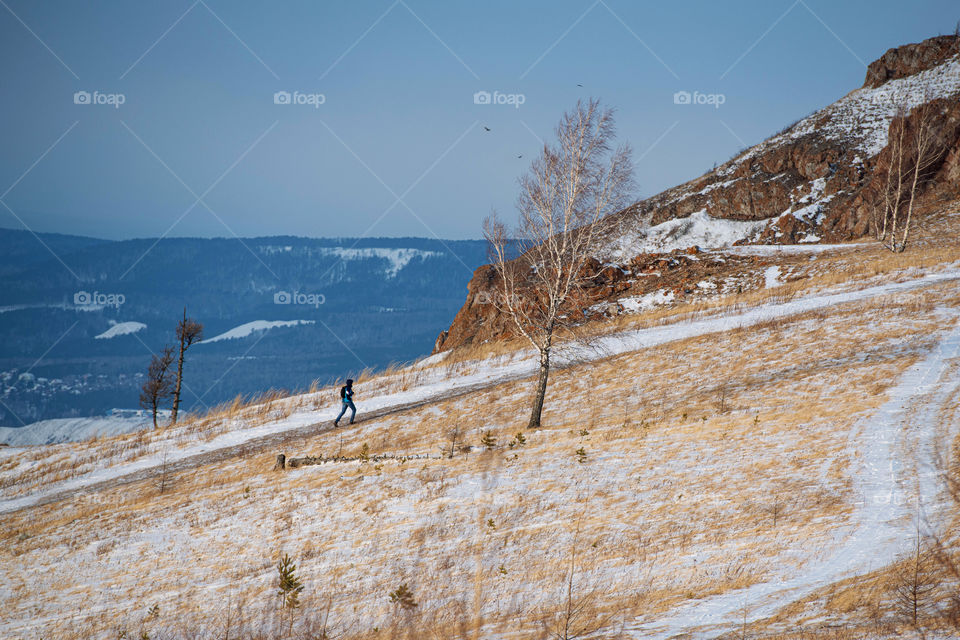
left=336, top=400, right=356, bottom=424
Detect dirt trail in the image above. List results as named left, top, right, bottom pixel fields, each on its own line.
left=623, top=318, right=960, bottom=639
left=4, top=269, right=959, bottom=518
left=0, top=375, right=525, bottom=516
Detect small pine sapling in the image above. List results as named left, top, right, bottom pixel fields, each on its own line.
left=389, top=583, right=418, bottom=610
left=895, top=519, right=938, bottom=630
left=277, top=553, right=304, bottom=610
left=575, top=447, right=587, bottom=464
left=480, top=431, right=497, bottom=450
left=508, top=432, right=527, bottom=449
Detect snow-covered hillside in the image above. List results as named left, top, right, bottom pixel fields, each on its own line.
left=3, top=217, right=960, bottom=639
left=0, top=414, right=150, bottom=446
left=316, top=247, right=440, bottom=278
left=596, top=48, right=960, bottom=260
left=5, top=34, right=960, bottom=640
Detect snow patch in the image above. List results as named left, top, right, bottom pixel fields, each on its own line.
left=764, top=266, right=782, bottom=289
left=203, top=320, right=315, bottom=343
left=413, top=351, right=451, bottom=368
left=94, top=321, right=147, bottom=340
left=316, top=247, right=439, bottom=277
left=716, top=243, right=861, bottom=257
left=618, top=289, right=675, bottom=313
left=600, top=210, right=765, bottom=261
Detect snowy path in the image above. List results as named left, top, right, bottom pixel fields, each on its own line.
left=623, top=314, right=960, bottom=639
left=1, top=269, right=959, bottom=517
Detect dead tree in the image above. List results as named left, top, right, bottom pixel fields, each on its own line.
left=926, top=444, right=960, bottom=630
left=170, top=307, right=203, bottom=424
left=484, top=99, right=634, bottom=428
left=157, top=448, right=171, bottom=494
left=139, top=345, right=175, bottom=428
left=895, top=515, right=938, bottom=632
left=874, top=90, right=946, bottom=253
left=539, top=517, right=613, bottom=639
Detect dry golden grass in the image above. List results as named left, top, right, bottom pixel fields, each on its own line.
left=3, top=277, right=959, bottom=639
left=3, top=205, right=960, bottom=639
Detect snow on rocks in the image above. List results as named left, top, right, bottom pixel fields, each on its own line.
left=600, top=210, right=766, bottom=261
left=618, top=289, right=676, bottom=313
left=722, top=55, right=960, bottom=172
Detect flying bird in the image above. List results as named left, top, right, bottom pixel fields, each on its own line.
left=483, top=126, right=491, bottom=131
left=577, top=83, right=583, bottom=87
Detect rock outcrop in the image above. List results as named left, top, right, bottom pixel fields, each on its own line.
left=435, top=35, right=960, bottom=353
left=864, top=35, right=959, bottom=89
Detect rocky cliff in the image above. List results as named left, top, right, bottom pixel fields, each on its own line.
left=436, top=35, right=960, bottom=353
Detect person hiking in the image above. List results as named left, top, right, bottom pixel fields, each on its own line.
left=334, top=379, right=356, bottom=426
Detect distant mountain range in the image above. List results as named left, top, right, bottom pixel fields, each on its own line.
left=0, top=228, right=489, bottom=430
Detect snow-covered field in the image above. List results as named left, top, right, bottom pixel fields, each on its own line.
left=0, top=414, right=151, bottom=446
left=3, top=225, right=960, bottom=639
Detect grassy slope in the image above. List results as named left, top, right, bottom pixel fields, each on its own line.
left=2, top=207, right=960, bottom=639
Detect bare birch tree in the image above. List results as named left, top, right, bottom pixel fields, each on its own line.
left=874, top=90, right=946, bottom=253
left=484, top=99, right=634, bottom=429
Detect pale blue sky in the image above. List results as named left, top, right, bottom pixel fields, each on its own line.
left=1, top=0, right=957, bottom=240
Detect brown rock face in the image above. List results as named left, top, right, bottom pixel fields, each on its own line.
left=756, top=213, right=817, bottom=245
left=843, top=95, right=960, bottom=235
left=864, top=35, right=959, bottom=88
left=438, top=264, right=515, bottom=353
